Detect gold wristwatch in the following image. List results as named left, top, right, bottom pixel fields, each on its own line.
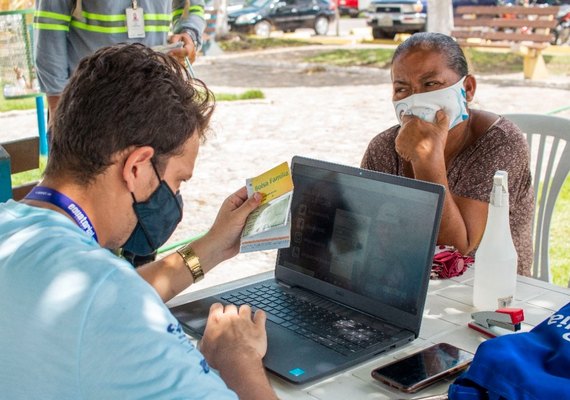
left=177, top=244, right=204, bottom=283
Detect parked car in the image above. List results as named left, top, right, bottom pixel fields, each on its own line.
left=227, top=0, right=336, bottom=37
left=527, top=0, right=570, bottom=3
left=338, top=0, right=373, bottom=16
left=338, top=0, right=361, bottom=16
left=365, top=0, right=511, bottom=39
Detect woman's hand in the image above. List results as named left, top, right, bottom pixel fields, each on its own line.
left=395, top=110, right=450, bottom=164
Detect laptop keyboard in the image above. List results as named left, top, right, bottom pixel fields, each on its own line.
left=220, top=284, right=388, bottom=356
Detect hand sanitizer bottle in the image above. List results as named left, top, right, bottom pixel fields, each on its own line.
left=473, top=171, right=518, bottom=310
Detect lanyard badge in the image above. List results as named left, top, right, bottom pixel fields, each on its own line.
left=126, top=0, right=145, bottom=38
left=25, top=186, right=99, bottom=243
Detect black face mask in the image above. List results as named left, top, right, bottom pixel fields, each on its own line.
left=122, top=163, right=183, bottom=256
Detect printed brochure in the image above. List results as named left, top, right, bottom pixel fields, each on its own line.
left=240, top=162, right=293, bottom=253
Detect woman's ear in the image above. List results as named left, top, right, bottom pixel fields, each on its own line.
left=122, top=146, right=155, bottom=193
left=464, top=74, right=477, bottom=102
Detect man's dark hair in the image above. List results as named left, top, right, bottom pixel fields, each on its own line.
left=45, top=43, right=215, bottom=184
left=392, top=32, right=469, bottom=77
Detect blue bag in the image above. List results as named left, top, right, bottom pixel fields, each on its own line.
left=448, top=302, right=570, bottom=400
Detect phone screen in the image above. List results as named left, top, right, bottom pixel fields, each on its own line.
left=371, top=343, right=473, bottom=393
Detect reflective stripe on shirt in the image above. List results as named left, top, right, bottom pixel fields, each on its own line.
left=172, top=5, right=205, bottom=18
left=34, top=10, right=174, bottom=33
left=70, top=11, right=171, bottom=34
left=34, top=10, right=71, bottom=31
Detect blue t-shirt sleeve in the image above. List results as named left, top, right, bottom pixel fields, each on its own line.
left=78, top=268, right=238, bottom=400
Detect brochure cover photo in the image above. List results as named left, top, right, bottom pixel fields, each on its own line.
left=240, top=162, right=293, bottom=253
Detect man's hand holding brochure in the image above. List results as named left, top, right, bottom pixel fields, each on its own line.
left=240, top=162, right=293, bottom=253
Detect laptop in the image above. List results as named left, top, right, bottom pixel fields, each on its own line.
left=170, top=156, right=445, bottom=384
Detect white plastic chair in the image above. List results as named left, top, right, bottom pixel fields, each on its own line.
left=503, top=114, right=570, bottom=285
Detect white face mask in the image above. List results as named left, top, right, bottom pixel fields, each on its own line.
left=393, top=76, right=469, bottom=130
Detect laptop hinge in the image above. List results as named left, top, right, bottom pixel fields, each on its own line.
left=276, top=280, right=293, bottom=289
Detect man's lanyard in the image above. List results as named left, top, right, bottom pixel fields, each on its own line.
left=25, top=186, right=99, bottom=243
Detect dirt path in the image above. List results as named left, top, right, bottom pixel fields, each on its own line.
left=1, top=46, right=569, bottom=296
left=194, top=46, right=392, bottom=88
left=172, top=47, right=570, bottom=296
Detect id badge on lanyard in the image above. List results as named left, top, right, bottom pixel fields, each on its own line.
left=126, top=0, right=145, bottom=38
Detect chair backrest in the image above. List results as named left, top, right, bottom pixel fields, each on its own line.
left=0, top=137, right=40, bottom=202
left=503, top=113, right=570, bottom=283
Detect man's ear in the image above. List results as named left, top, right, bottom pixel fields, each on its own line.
left=122, top=146, right=155, bottom=193
left=464, top=74, right=477, bottom=102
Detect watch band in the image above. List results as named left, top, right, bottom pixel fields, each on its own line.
left=177, top=244, right=204, bottom=283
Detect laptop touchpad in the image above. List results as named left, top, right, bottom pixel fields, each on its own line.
left=171, top=297, right=218, bottom=336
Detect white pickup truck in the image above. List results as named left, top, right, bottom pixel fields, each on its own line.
left=366, top=0, right=506, bottom=39
left=366, top=0, right=426, bottom=39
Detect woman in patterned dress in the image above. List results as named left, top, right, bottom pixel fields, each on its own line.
left=361, top=32, right=534, bottom=276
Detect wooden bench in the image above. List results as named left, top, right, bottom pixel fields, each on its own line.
left=452, top=5, right=560, bottom=80
left=0, top=137, right=40, bottom=202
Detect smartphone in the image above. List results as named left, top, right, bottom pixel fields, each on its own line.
left=371, top=343, right=473, bottom=393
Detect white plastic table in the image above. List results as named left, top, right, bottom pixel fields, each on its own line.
left=168, top=268, right=570, bottom=400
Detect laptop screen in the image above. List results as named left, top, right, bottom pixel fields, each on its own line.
left=278, top=158, right=442, bottom=319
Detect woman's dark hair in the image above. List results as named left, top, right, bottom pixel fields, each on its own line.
left=45, top=43, right=215, bottom=184
left=392, top=32, right=469, bottom=77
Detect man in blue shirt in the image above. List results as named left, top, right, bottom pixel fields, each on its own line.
left=0, top=43, right=277, bottom=400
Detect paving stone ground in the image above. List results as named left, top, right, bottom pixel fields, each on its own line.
left=1, top=45, right=569, bottom=296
